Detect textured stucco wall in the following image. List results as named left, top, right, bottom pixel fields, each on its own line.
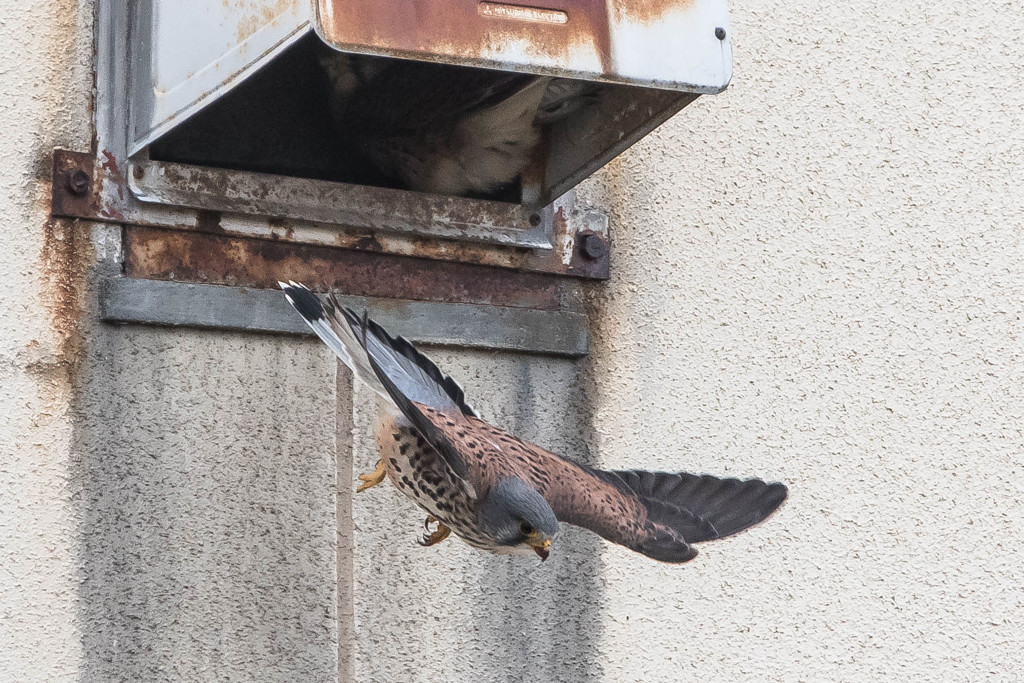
left=0, top=0, right=96, bottom=679
left=73, top=327, right=339, bottom=680
left=575, top=0, right=1024, bottom=679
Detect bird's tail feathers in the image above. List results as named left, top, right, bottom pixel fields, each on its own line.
left=456, top=76, right=549, bottom=153
left=535, top=78, right=600, bottom=125
left=279, top=282, right=392, bottom=403
left=340, top=307, right=477, bottom=418
left=279, top=282, right=476, bottom=417
left=439, top=77, right=550, bottom=194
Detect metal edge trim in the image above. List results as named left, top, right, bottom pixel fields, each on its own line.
left=99, top=277, right=588, bottom=357
left=127, top=157, right=556, bottom=250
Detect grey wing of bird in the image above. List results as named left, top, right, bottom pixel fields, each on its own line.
left=541, top=456, right=788, bottom=563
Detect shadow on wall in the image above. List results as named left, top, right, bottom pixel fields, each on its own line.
left=468, top=353, right=607, bottom=681
left=73, top=324, right=339, bottom=680
left=348, top=348, right=607, bottom=681
left=71, top=308, right=606, bottom=680
left=68, top=37, right=668, bottom=676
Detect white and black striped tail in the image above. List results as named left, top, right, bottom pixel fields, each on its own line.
left=279, top=282, right=477, bottom=417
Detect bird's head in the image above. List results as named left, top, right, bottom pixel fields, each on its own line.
left=478, top=477, right=559, bottom=561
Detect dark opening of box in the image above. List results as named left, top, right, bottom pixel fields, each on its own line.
left=148, top=33, right=668, bottom=206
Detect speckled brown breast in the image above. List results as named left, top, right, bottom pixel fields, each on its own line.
left=452, top=414, right=653, bottom=546
left=373, top=412, right=491, bottom=549
left=411, top=403, right=659, bottom=553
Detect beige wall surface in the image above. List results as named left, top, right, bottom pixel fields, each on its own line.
left=576, top=0, right=1024, bottom=679
left=0, top=0, right=95, bottom=680
left=1, top=0, right=1022, bottom=681
left=72, top=327, right=339, bottom=681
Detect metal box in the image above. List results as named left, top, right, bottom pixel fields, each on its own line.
left=315, top=0, right=731, bottom=91
left=65, top=0, right=732, bottom=280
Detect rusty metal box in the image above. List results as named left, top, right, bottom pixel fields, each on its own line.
left=70, top=0, right=731, bottom=281
left=314, top=0, right=731, bottom=91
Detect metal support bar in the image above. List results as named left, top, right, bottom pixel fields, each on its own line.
left=100, top=278, right=588, bottom=357
left=128, top=157, right=556, bottom=249
left=51, top=149, right=610, bottom=280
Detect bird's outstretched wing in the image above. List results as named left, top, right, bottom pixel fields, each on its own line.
left=594, top=470, right=788, bottom=544
left=411, top=412, right=788, bottom=564
left=541, top=454, right=787, bottom=563
left=572, top=467, right=787, bottom=561
left=340, top=307, right=477, bottom=484
left=281, top=282, right=480, bottom=497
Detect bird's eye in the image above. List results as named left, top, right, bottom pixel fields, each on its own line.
left=519, top=521, right=535, bottom=536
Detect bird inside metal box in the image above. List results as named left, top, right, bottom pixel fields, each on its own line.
left=320, top=50, right=599, bottom=199
left=281, top=282, right=788, bottom=563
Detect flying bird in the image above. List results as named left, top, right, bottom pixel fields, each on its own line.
left=320, top=50, right=599, bottom=198
left=281, top=282, right=787, bottom=563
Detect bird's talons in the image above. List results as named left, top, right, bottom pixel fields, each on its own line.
left=418, top=516, right=451, bottom=547
left=356, top=460, right=387, bottom=493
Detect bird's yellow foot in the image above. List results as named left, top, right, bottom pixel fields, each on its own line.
left=418, top=515, right=451, bottom=547
left=356, top=460, right=387, bottom=493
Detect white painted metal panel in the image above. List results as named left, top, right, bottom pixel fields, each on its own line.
left=129, top=0, right=311, bottom=154
left=314, top=0, right=731, bottom=93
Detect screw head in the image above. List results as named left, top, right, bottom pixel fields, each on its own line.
left=132, top=165, right=145, bottom=180
left=579, top=233, right=607, bottom=261
left=65, top=169, right=90, bottom=196
left=715, top=27, right=727, bottom=40
left=529, top=213, right=542, bottom=227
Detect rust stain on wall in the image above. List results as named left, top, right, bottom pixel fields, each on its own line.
left=39, top=217, right=94, bottom=379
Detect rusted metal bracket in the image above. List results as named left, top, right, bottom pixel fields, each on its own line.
left=128, top=158, right=556, bottom=249
left=51, top=148, right=609, bottom=280
left=121, top=225, right=569, bottom=310
left=52, top=150, right=116, bottom=222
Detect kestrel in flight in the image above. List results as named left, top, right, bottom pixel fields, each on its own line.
left=282, top=282, right=787, bottom=563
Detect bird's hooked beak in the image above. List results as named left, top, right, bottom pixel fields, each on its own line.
left=532, top=539, right=551, bottom=562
